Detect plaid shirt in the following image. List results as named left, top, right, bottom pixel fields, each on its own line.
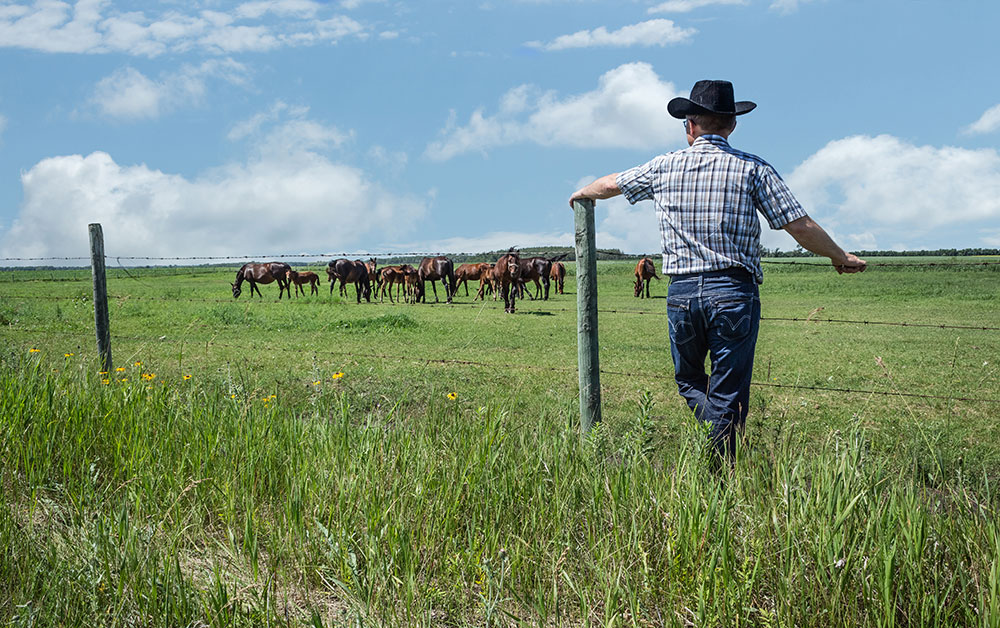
left=616, top=135, right=806, bottom=284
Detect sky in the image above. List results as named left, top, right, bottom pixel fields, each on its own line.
left=1, top=0, right=999, bottom=265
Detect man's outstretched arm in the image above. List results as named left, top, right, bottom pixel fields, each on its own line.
left=569, top=173, right=622, bottom=207
left=782, top=215, right=867, bottom=274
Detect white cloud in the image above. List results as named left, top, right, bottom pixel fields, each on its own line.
left=769, top=0, right=820, bottom=14
left=89, top=59, right=250, bottom=120
left=0, top=0, right=367, bottom=57
left=648, top=0, right=747, bottom=14
left=963, top=104, right=1000, bottom=136
left=0, top=118, right=426, bottom=261
left=787, top=134, right=1000, bottom=245
left=526, top=19, right=695, bottom=51
left=426, top=62, right=685, bottom=160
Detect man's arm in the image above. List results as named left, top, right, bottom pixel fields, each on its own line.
left=569, top=173, right=622, bottom=207
left=782, top=215, right=866, bottom=274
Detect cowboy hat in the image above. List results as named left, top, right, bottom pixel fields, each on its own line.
left=667, top=80, right=756, bottom=119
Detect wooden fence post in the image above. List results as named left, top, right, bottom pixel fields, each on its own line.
left=573, top=198, right=602, bottom=432
left=89, top=223, right=113, bottom=373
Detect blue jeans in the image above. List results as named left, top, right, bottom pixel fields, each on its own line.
left=667, top=270, right=760, bottom=459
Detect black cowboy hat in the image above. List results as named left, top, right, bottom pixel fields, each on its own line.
left=667, top=80, right=756, bottom=119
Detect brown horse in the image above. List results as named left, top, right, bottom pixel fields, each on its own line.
left=378, top=264, right=415, bottom=303
left=517, top=253, right=567, bottom=301
left=286, top=269, right=320, bottom=296
left=232, top=262, right=292, bottom=299
left=549, top=262, right=566, bottom=295
left=454, top=262, right=493, bottom=297
left=634, top=257, right=660, bottom=298
left=493, top=249, right=521, bottom=313
left=327, top=258, right=371, bottom=303
left=417, top=256, right=456, bottom=303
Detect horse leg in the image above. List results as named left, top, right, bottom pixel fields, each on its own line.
left=431, top=280, right=438, bottom=303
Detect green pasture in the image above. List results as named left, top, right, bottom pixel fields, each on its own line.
left=2, top=258, right=999, bottom=626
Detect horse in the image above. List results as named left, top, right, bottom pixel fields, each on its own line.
left=454, top=262, right=493, bottom=297
left=517, top=253, right=567, bottom=301
left=327, top=258, right=371, bottom=303
left=232, top=262, right=292, bottom=299
left=417, top=256, right=456, bottom=303
left=366, top=258, right=378, bottom=291
left=634, top=257, right=660, bottom=298
left=286, top=269, right=320, bottom=297
left=549, top=262, right=566, bottom=295
left=493, top=249, right=521, bottom=314
left=378, top=264, right=414, bottom=303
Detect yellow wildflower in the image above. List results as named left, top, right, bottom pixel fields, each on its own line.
left=312, top=380, right=321, bottom=386
left=116, top=367, right=126, bottom=373
left=133, top=361, right=142, bottom=367
left=183, top=374, right=192, bottom=381
left=447, top=392, right=458, bottom=401
left=64, top=353, right=75, bottom=357
left=331, top=372, right=344, bottom=379
left=29, top=348, right=40, bottom=353
left=101, top=379, right=110, bottom=385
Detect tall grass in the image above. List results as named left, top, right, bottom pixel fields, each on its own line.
left=2, top=353, right=997, bottom=626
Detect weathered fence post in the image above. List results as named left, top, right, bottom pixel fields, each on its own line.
left=573, top=198, right=602, bottom=432
left=89, top=223, right=113, bottom=373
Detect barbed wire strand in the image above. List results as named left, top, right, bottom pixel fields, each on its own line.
left=6, top=328, right=999, bottom=405
left=4, top=292, right=999, bottom=332
left=2, top=252, right=1000, bottom=268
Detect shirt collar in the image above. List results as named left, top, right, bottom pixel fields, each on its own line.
left=692, top=134, right=731, bottom=148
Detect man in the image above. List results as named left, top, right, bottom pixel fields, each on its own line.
left=569, top=79, right=866, bottom=459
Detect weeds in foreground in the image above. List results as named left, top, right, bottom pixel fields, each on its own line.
left=1, top=353, right=998, bottom=627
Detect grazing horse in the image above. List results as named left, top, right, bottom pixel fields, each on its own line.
left=286, top=270, right=320, bottom=297
left=549, top=262, right=566, bottom=295
left=366, top=258, right=378, bottom=291
left=517, top=253, right=567, bottom=301
left=232, top=262, right=292, bottom=299
left=417, top=256, right=456, bottom=303
left=634, top=257, right=660, bottom=298
left=493, top=249, right=522, bottom=314
left=454, top=262, right=493, bottom=297
left=327, top=258, right=371, bottom=303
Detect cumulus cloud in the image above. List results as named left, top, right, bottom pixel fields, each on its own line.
left=0, top=0, right=366, bottom=57
left=648, top=0, right=748, bottom=14
left=0, top=117, right=425, bottom=261
left=787, top=134, right=1000, bottom=247
left=426, top=62, right=684, bottom=160
left=526, top=19, right=695, bottom=51
left=90, top=59, right=250, bottom=120
left=963, top=104, right=1000, bottom=136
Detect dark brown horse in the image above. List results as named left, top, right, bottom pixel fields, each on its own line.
left=327, top=258, right=371, bottom=303
left=417, top=256, right=456, bottom=303
left=634, top=257, right=660, bottom=298
left=549, top=262, right=566, bottom=295
left=493, top=249, right=521, bottom=313
left=517, top=253, right=567, bottom=301
left=286, top=269, right=320, bottom=296
left=232, top=262, right=292, bottom=299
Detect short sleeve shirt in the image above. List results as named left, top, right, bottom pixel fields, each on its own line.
left=616, top=135, right=806, bottom=284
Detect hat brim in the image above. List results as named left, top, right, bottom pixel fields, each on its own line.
left=667, top=97, right=757, bottom=119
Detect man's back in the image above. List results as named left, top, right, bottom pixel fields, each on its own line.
left=616, top=134, right=806, bottom=283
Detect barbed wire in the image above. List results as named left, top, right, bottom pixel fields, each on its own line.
left=2, top=253, right=1000, bottom=268
left=6, top=328, right=999, bottom=405
left=3, top=291, right=1000, bottom=332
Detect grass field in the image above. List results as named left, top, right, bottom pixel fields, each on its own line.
left=2, top=257, right=999, bottom=626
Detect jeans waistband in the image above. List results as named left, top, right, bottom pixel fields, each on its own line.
left=669, top=267, right=754, bottom=283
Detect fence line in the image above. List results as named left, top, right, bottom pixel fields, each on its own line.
left=4, top=292, right=999, bottom=333
left=7, top=327, right=999, bottom=405
left=3, top=253, right=1000, bottom=268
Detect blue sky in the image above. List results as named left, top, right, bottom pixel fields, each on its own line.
left=1, top=0, right=999, bottom=264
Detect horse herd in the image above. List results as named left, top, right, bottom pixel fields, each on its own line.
left=231, top=253, right=660, bottom=313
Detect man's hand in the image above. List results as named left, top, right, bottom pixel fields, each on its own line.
left=834, top=253, right=867, bottom=274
